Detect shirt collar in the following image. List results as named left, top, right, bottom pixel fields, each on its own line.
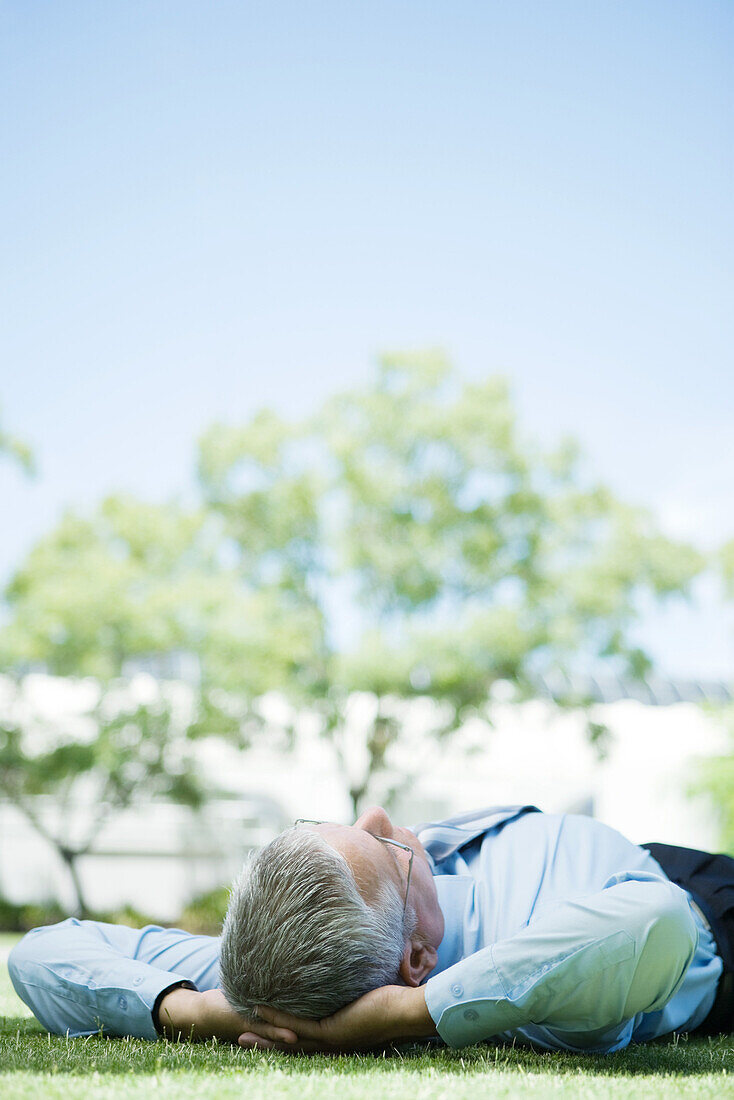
left=427, top=873, right=475, bottom=979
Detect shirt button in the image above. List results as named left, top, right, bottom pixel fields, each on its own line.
left=118, top=995, right=128, bottom=1010
left=451, top=983, right=464, bottom=997
left=464, top=1009, right=479, bottom=1021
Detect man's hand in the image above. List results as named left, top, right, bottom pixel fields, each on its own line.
left=238, top=985, right=436, bottom=1053
left=157, top=987, right=298, bottom=1046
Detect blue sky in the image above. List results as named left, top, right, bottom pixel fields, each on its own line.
left=1, top=1, right=732, bottom=677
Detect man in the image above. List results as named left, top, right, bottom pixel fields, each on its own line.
left=8, top=804, right=734, bottom=1052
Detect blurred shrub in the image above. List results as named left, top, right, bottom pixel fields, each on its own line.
left=178, top=886, right=230, bottom=935
left=693, top=704, right=734, bottom=855
left=0, top=898, right=68, bottom=933
left=0, top=886, right=231, bottom=936
left=0, top=897, right=166, bottom=934
left=105, top=904, right=165, bottom=929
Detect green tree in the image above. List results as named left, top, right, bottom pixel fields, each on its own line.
left=0, top=357, right=708, bottom=840
left=198, top=353, right=704, bottom=814
left=0, top=495, right=318, bottom=911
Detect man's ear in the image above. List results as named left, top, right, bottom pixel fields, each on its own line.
left=398, top=938, right=438, bottom=987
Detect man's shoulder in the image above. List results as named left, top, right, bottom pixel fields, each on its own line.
left=411, top=802, right=541, bottom=833
left=410, top=804, right=542, bottom=863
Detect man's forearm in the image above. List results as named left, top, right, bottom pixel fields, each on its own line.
left=397, top=986, right=437, bottom=1041
left=157, top=987, right=215, bottom=1040
left=156, top=987, right=203, bottom=1040
left=164, top=988, right=333, bottom=1049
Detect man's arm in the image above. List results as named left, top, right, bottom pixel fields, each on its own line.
left=156, top=985, right=299, bottom=1044
left=423, top=871, right=698, bottom=1051
left=242, top=983, right=436, bottom=1052
left=8, top=917, right=219, bottom=1039
left=8, top=918, right=310, bottom=1047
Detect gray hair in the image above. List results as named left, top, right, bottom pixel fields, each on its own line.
left=219, top=827, right=415, bottom=1019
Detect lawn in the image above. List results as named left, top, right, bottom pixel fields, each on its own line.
left=1, top=934, right=732, bottom=1099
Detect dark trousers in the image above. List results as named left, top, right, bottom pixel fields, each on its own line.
left=642, top=841, right=734, bottom=1034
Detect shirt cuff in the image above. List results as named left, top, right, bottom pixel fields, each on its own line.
left=424, top=952, right=520, bottom=1047
left=94, top=968, right=199, bottom=1041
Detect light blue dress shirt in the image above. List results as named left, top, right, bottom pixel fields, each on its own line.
left=419, top=811, right=721, bottom=1051
left=7, top=810, right=723, bottom=1050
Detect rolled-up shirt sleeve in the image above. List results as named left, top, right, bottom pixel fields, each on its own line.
left=424, top=871, right=698, bottom=1052
left=8, top=918, right=220, bottom=1040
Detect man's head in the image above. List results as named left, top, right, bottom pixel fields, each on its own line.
left=219, top=805, right=444, bottom=1019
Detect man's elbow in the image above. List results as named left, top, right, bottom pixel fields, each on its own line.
left=7, top=920, right=79, bottom=1009
left=7, top=928, right=41, bottom=988
left=624, top=883, right=698, bottom=1017
left=7, top=931, right=39, bottom=1010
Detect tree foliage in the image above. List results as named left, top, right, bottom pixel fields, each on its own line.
left=0, top=494, right=320, bottom=696
left=197, top=354, right=704, bottom=812
left=0, top=408, right=34, bottom=475
left=721, top=539, right=734, bottom=599
left=0, top=497, right=260, bottom=912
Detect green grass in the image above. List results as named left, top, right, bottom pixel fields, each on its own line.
left=1, top=934, right=732, bottom=1099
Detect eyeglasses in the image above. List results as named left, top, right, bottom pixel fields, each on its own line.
left=294, top=819, right=414, bottom=914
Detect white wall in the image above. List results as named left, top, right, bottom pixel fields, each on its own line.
left=0, top=673, right=729, bottom=918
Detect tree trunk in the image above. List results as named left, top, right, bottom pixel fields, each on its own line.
left=59, top=847, right=90, bottom=917
left=349, top=787, right=364, bottom=820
